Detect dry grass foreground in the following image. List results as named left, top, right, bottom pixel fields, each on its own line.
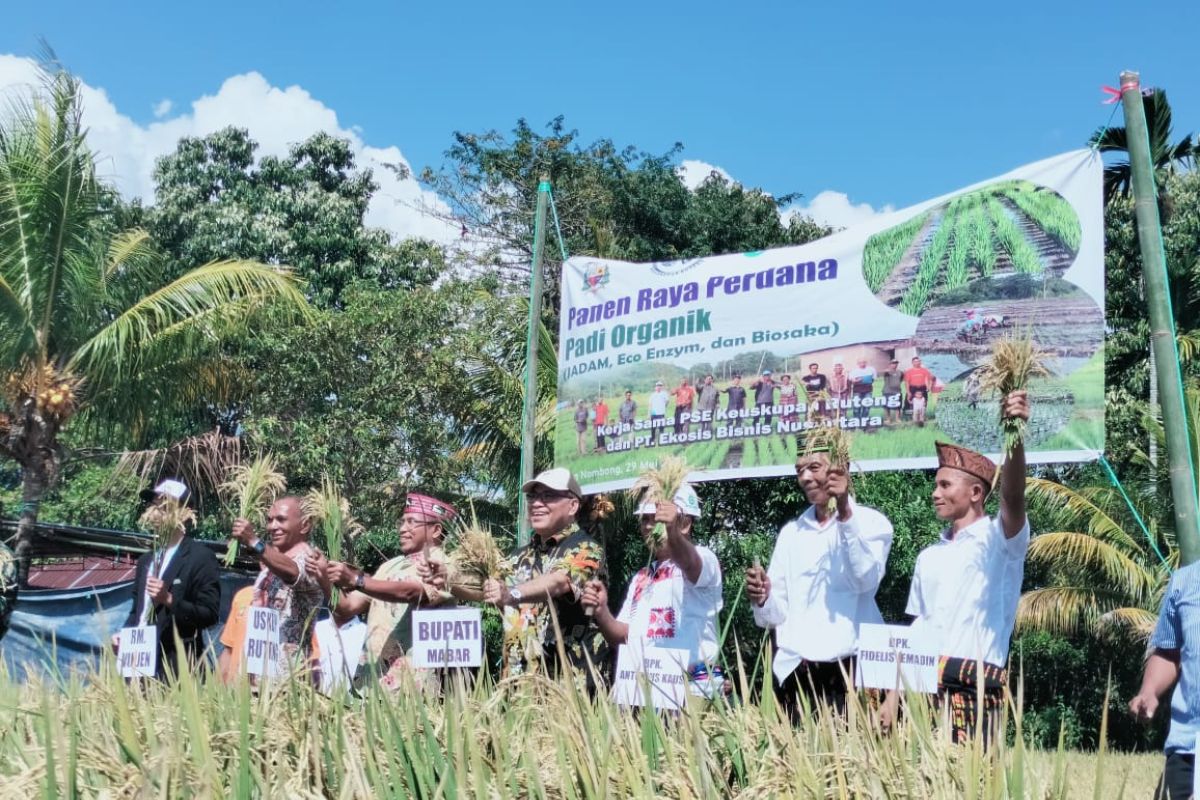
left=0, top=655, right=1162, bottom=799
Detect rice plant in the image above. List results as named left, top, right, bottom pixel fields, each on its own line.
left=219, top=454, right=288, bottom=566
left=862, top=211, right=931, bottom=292
left=1001, top=184, right=1081, bottom=253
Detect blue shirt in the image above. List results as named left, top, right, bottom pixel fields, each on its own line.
left=1150, top=561, right=1200, bottom=755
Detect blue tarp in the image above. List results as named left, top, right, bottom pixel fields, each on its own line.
left=1, top=574, right=252, bottom=680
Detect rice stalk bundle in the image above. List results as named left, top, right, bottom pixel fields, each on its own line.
left=447, top=516, right=511, bottom=590
left=799, top=424, right=854, bottom=514
left=976, top=332, right=1051, bottom=457
left=138, top=498, right=197, bottom=545
left=627, top=454, right=691, bottom=550
left=219, top=454, right=287, bottom=566
left=303, top=478, right=363, bottom=605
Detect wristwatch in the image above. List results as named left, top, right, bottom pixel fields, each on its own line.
left=250, top=539, right=266, bottom=557
left=507, top=586, right=523, bottom=606
left=355, top=573, right=367, bottom=591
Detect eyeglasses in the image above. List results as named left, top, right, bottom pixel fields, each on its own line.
left=526, top=489, right=574, bottom=505
left=399, top=516, right=435, bottom=529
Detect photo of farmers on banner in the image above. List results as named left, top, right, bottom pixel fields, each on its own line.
left=555, top=150, right=1104, bottom=494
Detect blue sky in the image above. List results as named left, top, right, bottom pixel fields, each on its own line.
left=1, top=1, right=1196, bottom=235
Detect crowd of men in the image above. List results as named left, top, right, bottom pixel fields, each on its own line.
left=572, top=355, right=944, bottom=452
left=112, top=386, right=1197, bottom=797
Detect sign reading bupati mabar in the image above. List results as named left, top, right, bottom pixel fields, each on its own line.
left=555, top=150, right=1105, bottom=494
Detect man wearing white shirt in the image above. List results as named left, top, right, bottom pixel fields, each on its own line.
left=582, top=484, right=725, bottom=702
left=882, top=390, right=1031, bottom=744
left=746, top=439, right=894, bottom=718
left=648, top=381, right=670, bottom=429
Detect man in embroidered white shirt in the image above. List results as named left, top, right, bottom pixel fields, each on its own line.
left=881, top=390, right=1031, bottom=744
left=746, top=433, right=894, bottom=719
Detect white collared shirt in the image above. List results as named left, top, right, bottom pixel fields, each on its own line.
left=753, top=501, right=894, bottom=682
left=905, top=513, right=1030, bottom=667
left=139, top=541, right=181, bottom=625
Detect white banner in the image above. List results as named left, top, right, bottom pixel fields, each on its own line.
left=612, top=640, right=690, bottom=711
left=117, top=625, right=157, bottom=678
left=555, top=150, right=1105, bottom=493
left=410, top=608, right=483, bottom=668
left=243, top=606, right=282, bottom=677
left=856, top=623, right=939, bottom=693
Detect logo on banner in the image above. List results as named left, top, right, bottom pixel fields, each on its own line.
left=582, top=262, right=610, bottom=293
left=650, top=257, right=703, bottom=276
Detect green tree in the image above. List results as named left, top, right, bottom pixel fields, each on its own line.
left=150, top=127, right=443, bottom=308
left=0, top=67, right=309, bottom=585
left=1090, top=89, right=1196, bottom=202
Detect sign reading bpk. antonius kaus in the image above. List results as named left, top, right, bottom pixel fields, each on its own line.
left=411, top=608, right=482, bottom=668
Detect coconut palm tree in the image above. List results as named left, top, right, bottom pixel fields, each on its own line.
left=0, top=65, right=310, bottom=586
left=1089, top=88, right=1196, bottom=203
left=1017, top=476, right=1174, bottom=642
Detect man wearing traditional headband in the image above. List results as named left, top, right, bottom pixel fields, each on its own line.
left=582, top=484, right=725, bottom=704
left=747, top=431, right=894, bottom=719
left=310, top=493, right=456, bottom=691
left=881, top=390, right=1031, bottom=744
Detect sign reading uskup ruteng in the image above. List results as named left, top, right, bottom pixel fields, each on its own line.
left=555, top=150, right=1105, bottom=494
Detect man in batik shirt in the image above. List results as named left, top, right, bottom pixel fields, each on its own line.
left=483, top=468, right=608, bottom=686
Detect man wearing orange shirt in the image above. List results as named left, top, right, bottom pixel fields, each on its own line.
left=217, top=585, right=256, bottom=683
left=593, top=397, right=610, bottom=451
left=902, top=356, right=936, bottom=426
left=672, top=378, right=696, bottom=435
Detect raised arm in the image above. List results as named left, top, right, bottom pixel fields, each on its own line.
left=998, top=390, right=1030, bottom=539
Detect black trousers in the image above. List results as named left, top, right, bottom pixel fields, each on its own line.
left=773, top=657, right=856, bottom=721
left=1156, top=753, right=1194, bottom=800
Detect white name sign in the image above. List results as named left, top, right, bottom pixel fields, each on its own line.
left=411, top=608, right=482, bottom=668
left=314, top=616, right=368, bottom=692
left=855, top=623, right=939, bottom=693
left=243, top=606, right=282, bottom=677
left=118, top=625, right=157, bottom=678
left=613, top=640, right=690, bottom=711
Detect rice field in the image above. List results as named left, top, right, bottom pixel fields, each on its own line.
left=0, top=657, right=1163, bottom=799
left=866, top=181, right=1082, bottom=315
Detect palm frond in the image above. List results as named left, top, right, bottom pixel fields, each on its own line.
left=1025, top=477, right=1142, bottom=553
left=1094, top=607, right=1158, bottom=642
left=111, top=430, right=243, bottom=498
left=1016, top=586, right=1100, bottom=637
left=1026, top=531, right=1162, bottom=603
left=68, top=260, right=308, bottom=388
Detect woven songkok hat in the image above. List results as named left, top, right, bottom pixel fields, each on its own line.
left=935, top=441, right=997, bottom=490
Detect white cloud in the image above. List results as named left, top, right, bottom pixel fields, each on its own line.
left=785, top=190, right=894, bottom=231
left=152, top=99, right=172, bottom=118
left=0, top=55, right=458, bottom=245
left=677, top=159, right=734, bottom=190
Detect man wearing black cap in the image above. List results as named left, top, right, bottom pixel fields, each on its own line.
left=120, top=480, right=221, bottom=678
left=881, top=390, right=1031, bottom=743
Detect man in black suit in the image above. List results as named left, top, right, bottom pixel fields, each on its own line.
left=119, top=479, right=221, bottom=679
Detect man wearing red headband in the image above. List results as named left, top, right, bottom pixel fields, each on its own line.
left=882, top=390, right=1031, bottom=744
left=312, top=493, right=456, bottom=690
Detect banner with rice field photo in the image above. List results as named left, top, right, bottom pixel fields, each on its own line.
left=554, top=150, right=1104, bottom=494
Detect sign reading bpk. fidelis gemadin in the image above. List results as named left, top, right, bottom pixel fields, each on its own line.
left=555, top=150, right=1105, bottom=494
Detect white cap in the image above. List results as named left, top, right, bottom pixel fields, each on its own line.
left=521, top=467, right=582, bottom=498
left=142, top=478, right=189, bottom=503
left=635, top=483, right=702, bottom=518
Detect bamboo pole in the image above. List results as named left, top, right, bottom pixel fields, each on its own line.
left=517, top=177, right=552, bottom=547
left=1120, top=71, right=1200, bottom=565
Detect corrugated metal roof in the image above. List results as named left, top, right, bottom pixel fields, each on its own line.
left=28, top=556, right=138, bottom=589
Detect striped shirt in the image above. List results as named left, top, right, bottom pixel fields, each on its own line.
left=1150, top=561, right=1200, bottom=755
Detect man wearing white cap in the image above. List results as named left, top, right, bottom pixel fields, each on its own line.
left=120, top=479, right=221, bottom=678
left=482, top=467, right=609, bottom=683
left=746, top=438, right=894, bottom=719
left=582, top=483, right=725, bottom=701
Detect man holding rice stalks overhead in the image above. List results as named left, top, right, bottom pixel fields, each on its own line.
left=482, top=468, right=610, bottom=686
left=746, top=426, right=894, bottom=720
left=881, top=388, right=1032, bottom=745
left=312, top=493, right=456, bottom=691
left=581, top=480, right=725, bottom=705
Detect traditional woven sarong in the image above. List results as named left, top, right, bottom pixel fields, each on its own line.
left=936, top=656, right=1007, bottom=744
